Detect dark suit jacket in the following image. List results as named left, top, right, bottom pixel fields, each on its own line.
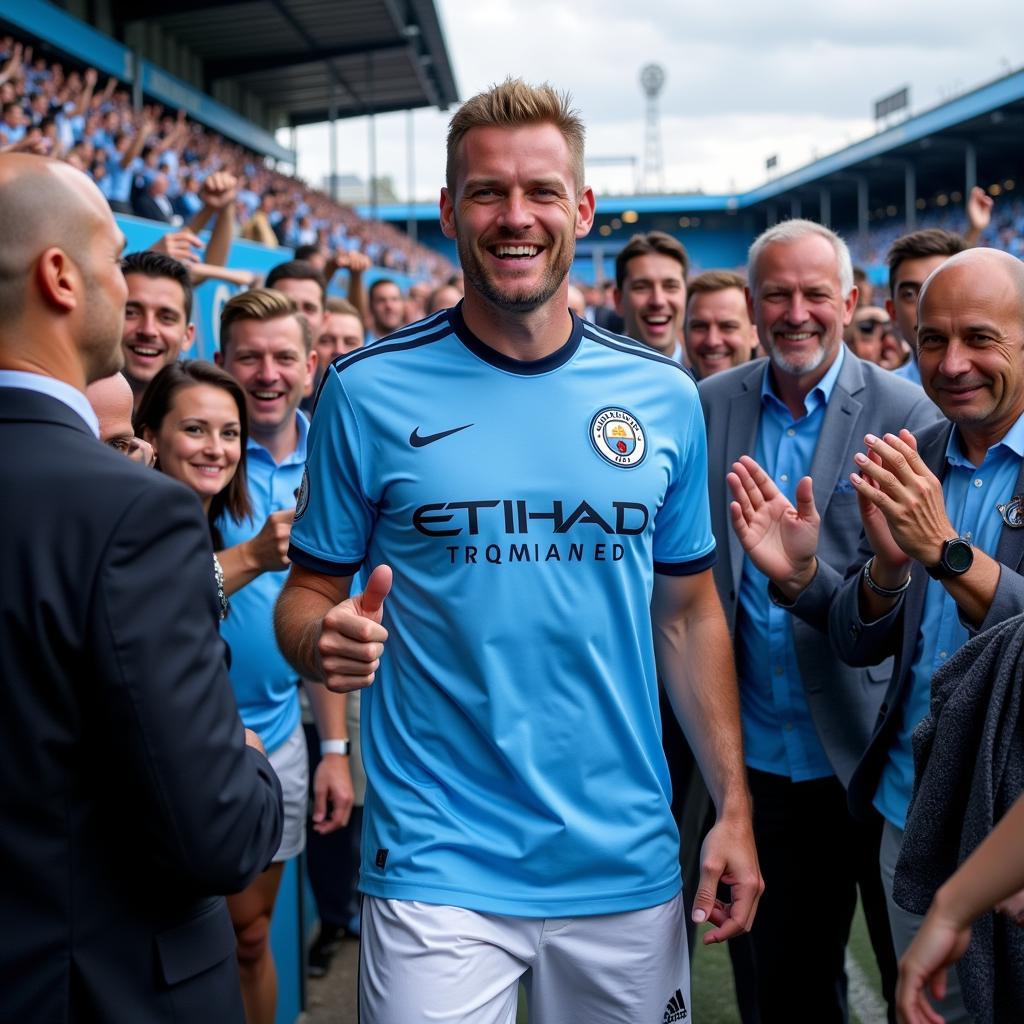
left=699, top=353, right=939, bottom=785
left=0, top=388, right=283, bottom=1023
left=132, top=191, right=173, bottom=223
left=789, top=417, right=1024, bottom=816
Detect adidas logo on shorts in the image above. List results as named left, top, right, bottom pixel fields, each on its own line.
left=663, top=988, right=689, bottom=1022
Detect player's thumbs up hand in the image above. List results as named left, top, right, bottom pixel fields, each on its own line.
left=317, top=565, right=393, bottom=692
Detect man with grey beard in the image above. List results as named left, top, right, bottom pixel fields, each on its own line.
left=697, top=220, right=937, bottom=1023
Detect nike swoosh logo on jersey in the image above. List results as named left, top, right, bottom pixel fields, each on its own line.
left=409, top=423, right=474, bottom=448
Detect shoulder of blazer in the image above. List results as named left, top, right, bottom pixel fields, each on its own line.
left=697, top=357, right=766, bottom=404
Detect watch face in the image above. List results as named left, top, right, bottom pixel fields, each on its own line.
left=945, top=539, right=973, bottom=573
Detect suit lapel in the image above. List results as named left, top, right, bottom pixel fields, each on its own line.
left=809, top=354, right=864, bottom=520
left=725, top=365, right=764, bottom=594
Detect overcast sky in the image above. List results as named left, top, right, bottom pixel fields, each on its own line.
left=281, top=0, right=1024, bottom=204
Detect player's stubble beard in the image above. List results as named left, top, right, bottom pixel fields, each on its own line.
left=456, top=220, right=575, bottom=314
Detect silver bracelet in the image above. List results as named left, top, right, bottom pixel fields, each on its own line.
left=862, top=556, right=911, bottom=597
left=212, top=553, right=229, bottom=620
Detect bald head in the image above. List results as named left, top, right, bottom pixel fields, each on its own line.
left=85, top=372, right=134, bottom=444
left=920, top=247, right=1024, bottom=318
left=0, top=155, right=113, bottom=321
left=0, top=154, right=127, bottom=384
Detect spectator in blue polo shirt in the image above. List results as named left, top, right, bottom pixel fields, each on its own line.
left=215, top=288, right=353, bottom=1024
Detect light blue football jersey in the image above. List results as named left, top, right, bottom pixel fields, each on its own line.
left=289, top=305, right=716, bottom=917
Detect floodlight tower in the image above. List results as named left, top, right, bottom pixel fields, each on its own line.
left=640, top=63, right=666, bottom=193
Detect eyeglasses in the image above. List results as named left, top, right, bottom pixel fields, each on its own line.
left=856, top=320, right=892, bottom=334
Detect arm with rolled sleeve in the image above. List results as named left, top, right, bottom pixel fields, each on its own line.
left=94, top=479, right=283, bottom=893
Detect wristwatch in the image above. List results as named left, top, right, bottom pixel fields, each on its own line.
left=320, top=738, right=351, bottom=757
left=925, top=537, right=974, bottom=579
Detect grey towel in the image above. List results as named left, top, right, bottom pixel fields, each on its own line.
left=894, top=612, right=1024, bottom=1024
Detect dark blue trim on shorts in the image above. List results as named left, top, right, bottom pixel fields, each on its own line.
left=654, top=549, right=718, bottom=576
left=288, top=543, right=364, bottom=577
left=451, top=303, right=584, bottom=375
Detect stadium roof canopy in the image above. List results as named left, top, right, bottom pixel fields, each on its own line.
left=110, top=0, right=460, bottom=127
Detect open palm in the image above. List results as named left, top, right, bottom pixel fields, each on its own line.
left=727, top=455, right=819, bottom=584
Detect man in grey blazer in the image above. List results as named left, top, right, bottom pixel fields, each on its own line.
left=730, top=247, right=1024, bottom=1023
left=698, top=220, right=937, bottom=1023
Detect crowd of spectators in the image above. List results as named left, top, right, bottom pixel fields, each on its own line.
left=0, top=34, right=454, bottom=282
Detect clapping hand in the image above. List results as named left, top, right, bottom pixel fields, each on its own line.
left=727, top=455, right=820, bottom=599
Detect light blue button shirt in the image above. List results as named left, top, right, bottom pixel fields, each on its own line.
left=218, top=414, right=308, bottom=754
left=875, top=410, right=1024, bottom=828
left=736, top=346, right=846, bottom=780
left=0, top=370, right=100, bottom=437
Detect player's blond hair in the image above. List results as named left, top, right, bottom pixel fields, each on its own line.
left=446, top=78, right=585, bottom=193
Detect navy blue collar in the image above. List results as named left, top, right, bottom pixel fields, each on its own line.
left=450, top=302, right=583, bottom=376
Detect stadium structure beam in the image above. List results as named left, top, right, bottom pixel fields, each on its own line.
left=379, top=0, right=441, bottom=109
left=114, top=0, right=252, bottom=19
left=904, top=162, right=917, bottom=229
left=206, top=41, right=408, bottom=80
left=265, top=0, right=366, bottom=113
left=288, top=99, right=437, bottom=126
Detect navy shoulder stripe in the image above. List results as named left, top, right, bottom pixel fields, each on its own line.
left=372, top=308, right=451, bottom=345
left=585, top=320, right=657, bottom=353
left=581, top=325, right=690, bottom=373
left=312, top=324, right=452, bottom=406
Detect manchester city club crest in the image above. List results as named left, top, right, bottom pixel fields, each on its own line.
left=997, top=494, right=1024, bottom=528
left=590, top=407, right=647, bottom=468
left=294, top=467, right=310, bottom=520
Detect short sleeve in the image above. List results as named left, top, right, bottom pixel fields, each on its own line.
left=652, top=383, right=717, bottom=575
left=288, top=368, right=375, bottom=575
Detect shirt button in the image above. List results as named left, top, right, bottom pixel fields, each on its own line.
left=784, top=722, right=794, bottom=732
left=939, top=650, right=948, bottom=659
left=786, top=428, right=796, bottom=437
left=974, top=479, right=983, bottom=488
left=774, top=665, right=784, bottom=676
left=965, top=531, right=973, bottom=541
left=780, top=473, right=789, bottom=483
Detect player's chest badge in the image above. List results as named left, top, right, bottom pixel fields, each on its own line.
left=590, top=407, right=647, bottom=468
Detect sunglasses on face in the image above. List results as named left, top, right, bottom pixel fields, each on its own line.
left=856, top=319, right=891, bottom=334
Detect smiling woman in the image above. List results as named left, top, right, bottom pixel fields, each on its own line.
left=134, top=360, right=252, bottom=548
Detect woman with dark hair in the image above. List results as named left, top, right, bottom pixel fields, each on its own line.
left=135, top=360, right=253, bottom=613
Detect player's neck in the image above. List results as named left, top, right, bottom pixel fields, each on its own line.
left=461, top=290, right=573, bottom=363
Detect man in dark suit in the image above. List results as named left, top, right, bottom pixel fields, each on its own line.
left=698, top=220, right=937, bottom=1022
left=132, top=170, right=176, bottom=222
left=0, top=154, right=283, bottom=1022
left=731, top=246, right=1024, bottom=1023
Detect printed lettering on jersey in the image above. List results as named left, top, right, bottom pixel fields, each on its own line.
left=590, top=407, right=647, bottom=468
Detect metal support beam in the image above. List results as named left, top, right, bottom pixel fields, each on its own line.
left=206, top=41, right=407, bottom=81
left=406, top=108, right=417, bottom=245
left=904, top=161, right=917, bottom=230
left=790, top=197, right=801, bottom=219
left=818, top=187, right=831, bottom=227
left=766, top=204, right=777, bottom=228
left=379, top=0, right=440, bottom=108
left=328, top=81, right=338, bottom=202
left=965, top=142, right=977, bottom=196
left=857, top=177, right=869, bottom=236
left=368, top=53, right=378, bottom=222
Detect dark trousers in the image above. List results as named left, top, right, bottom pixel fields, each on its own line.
left=729, top=768, right=897, bottom=1024
left=303, top=723, right=362, bottom=928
